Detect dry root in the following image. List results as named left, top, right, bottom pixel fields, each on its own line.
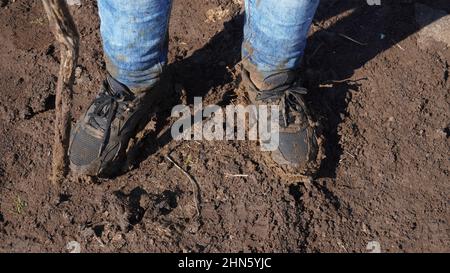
left=42, top=0, right=79, bottom=183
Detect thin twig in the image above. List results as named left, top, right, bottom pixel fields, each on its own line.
left=165, top=155, right=201, bottom=219
left=337, top=33, right=368, bottom=46
left=306, top=42, right=324, bottom=64
left=224, top=173, right=249, bottom=178
left=392, top=40, right=405, bottom=51
left=313, top=20, right=367, bottom=46
left=345, top=151, right=355, bottom=159
left=319, top=77, right=368, bottom=88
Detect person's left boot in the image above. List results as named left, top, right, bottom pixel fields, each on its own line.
left=241, top=68, right=324, bottom=176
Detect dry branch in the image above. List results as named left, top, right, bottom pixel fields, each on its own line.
left=42, top=0, right=79, bottom=183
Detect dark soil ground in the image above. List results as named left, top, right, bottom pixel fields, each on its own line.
left=0, top=0, right=448, bottom=252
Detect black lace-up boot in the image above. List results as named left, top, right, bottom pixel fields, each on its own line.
left=242, top=68, right=323, bottom=175
left=69, top=75, right=159, bottom=177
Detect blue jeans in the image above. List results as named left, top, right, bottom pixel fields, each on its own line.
left=98, top=0, right=319, bottom=92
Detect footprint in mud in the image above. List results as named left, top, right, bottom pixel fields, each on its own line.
left=103, top=187, right=181, bottom=231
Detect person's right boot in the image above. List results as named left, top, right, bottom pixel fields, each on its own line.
left=69, top=75, right=160, bottom=177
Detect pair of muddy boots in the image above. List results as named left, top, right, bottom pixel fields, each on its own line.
left=69, top=69, right=322, bottom=178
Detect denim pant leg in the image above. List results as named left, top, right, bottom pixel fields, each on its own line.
left=242, top=0, right=319, bottom=89
left=98, top=0, right=172, bottom=93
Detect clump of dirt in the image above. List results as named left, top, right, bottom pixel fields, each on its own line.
left=0, top=0, right=448, bottom=252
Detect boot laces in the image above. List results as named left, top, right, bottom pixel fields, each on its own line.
left=88, top=82, right=135, bottom=155
left=244, top=72, right=308, bottom=127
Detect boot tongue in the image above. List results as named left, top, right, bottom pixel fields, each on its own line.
left=106, top=75, right=134, bottom=99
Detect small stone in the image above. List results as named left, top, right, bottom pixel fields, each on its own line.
left=75, top=66, right=83, bottom=79
left=366, top=241, right=382, bottom=253
left=362, top=223, right=368, bottom=233
left=435, top=128, right=447, bottom=138
left=19, top=106, right=33, bottom=120
left=6, top=110, right=16, bottom=122
left=66, top=0, right=81, bottom=6
left=111, top=233, right=126, bottom=248
left=66, top=241, right=81, bottom=253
